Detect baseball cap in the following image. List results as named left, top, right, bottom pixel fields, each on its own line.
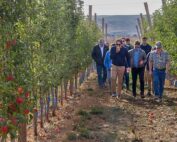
left=155, top=41, right=163, bottom=48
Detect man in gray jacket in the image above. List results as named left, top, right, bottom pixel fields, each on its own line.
left=129, top=41, right=147, bottom=98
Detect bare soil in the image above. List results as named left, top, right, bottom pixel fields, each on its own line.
left=28, top=72, right=177, bottom=142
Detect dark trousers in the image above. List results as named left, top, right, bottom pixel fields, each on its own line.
left=124, top=72, right=129, bottom=89
left=96, top=64, right=107, bottom=87
left=131, top=67, right=145, bottom=96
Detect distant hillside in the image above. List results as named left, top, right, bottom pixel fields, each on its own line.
left=97, top=15, right=140, bottom=36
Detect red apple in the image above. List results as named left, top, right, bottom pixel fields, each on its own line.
left=6, top=41, right=11, bottom=49
left=25, top=92, right=30, bottom=98
left=11, top=39, right=16, bottom=46
left=6, top=75, right=14, bottom=81
left=17, top=87, right=23, bottom=94
left=1, top=126, right=8, bottom=134
left=24, top=109, right=30, bottom=115
left=16, top=97, right=24, bottom=104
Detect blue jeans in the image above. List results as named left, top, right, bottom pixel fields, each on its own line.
left=153, top=69, right=166, bottom=98
left=96, top=64, right=107, bottom=87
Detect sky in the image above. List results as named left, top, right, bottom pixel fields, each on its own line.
left=83, top=0, right=162, bottom=15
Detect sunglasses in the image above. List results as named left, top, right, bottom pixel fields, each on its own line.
left=116, top=44, right=121, bottom=46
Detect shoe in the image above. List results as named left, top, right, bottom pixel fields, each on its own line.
left=133, top=93, right=136, bottom=98
left=141, top=93, right=145, bottom=99
left=116, top=94, right=122, bottom=99
left=141, top=94, right=145, bottom=99
left=156, top=98, right=162, bottom=103
left=147, top=92, right=151, bottom=96
left=103, top=84, right=107, bottom=89
left=112, top=93, right=117, bottom=97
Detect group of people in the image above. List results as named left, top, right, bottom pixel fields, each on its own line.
left=92, top=37, right=170, bottom=103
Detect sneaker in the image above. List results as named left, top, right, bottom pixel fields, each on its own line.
left=156, top=98, right=162, bottom=103
left=116, top=94, right=122, bottom=99
left=112, top=93, right=117, bottom=97
left=141, top=93, right=145, bottom=99
left=154, top=96, right=162, bottom=102
left=133, top=93, right=136, bottom=98
left=147, top=92, right=152, bottom=96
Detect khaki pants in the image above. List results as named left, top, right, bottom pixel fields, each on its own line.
left=147, top=72, right=152, bottom=92
left=144, top=69, right=148, bottom=85
left=111, top=65, right=125, bottom=95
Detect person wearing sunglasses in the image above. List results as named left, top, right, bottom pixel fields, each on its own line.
left=110, top=39, right=130, bottom=98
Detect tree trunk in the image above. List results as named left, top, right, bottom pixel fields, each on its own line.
left=46, top=90, right=50, bottom=122
left=18, top=123, right=27, bottom=142
left=40, top=88, right=44, bottom=128
left=51, top=86, right=56, bottom=116
left=33, top=109, right=38, bottom=136
left=61, top=81, right=64, bottom=106
left=64, top=80, right=68, bottom=100
left=70, top=78, right=74, bottom=96
left=75, top=74, right=78, bottom=90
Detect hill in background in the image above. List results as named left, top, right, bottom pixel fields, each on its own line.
left=97, top=15, right=140, bottom=37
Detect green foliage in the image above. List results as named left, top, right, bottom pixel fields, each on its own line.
left=90, top=107, right=104, bottom=115
left=0, top=0, right=101, bottom=138
left=67, top=132, right=77, bottom=141
left=145, top=0, right=177, bottom=75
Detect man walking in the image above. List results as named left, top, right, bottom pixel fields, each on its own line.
left=110, top=39, right=130, bottom=98
left=146, top=46, right=157, bottom=95
left=129, top=41, right=147, bottom=98
left=124, top=38, right=133, bottom=90
left=140, top=37, right=152, bottom=96
left=149, top=41, right=170, bottom=102
left=92, top=39, right=109, bottom=88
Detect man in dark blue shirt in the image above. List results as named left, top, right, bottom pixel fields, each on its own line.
left=110, top=39, right=130, bottom=98
left=140, top=37, right=152, bottom=96
left=123, top=38, right=133, bottom=91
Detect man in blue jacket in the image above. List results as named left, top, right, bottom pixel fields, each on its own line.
left=104, top=44, right=114, bottom=93
left=92, top=39, right=109, bottom=88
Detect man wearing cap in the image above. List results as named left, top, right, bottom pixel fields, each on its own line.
left=92, top=39, right=109, bottom=88
left=129, top=41, right=147, bottom=98
left=149, top=41, right=170, bottom=102
left=140, top=37, right=152, bottom=96
left=124, top=38, right=133, bottom=91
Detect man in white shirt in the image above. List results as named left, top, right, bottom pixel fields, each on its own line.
left=92, top=39, right=109, bottom=88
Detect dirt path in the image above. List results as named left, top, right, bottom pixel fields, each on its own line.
left=32, top=73, right=177, bottom=142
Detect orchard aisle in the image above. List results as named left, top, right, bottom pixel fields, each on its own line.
left=28, top=72, right=177, bottom=142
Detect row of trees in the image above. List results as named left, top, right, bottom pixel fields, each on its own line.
left=0, top=0, right=101, bottom=141
left=145, top=0, right=177, bottom=75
